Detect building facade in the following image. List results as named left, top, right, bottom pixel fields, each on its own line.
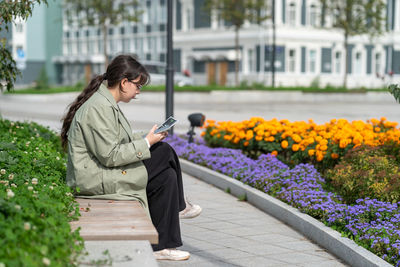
left=12, top=1, right=63, bottom=86
left=175, top=0, right=399, bottom=88
left=12, top=0, right=399, bottom=88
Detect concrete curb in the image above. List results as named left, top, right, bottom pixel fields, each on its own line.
left=180, top=159, right=392, bottom=267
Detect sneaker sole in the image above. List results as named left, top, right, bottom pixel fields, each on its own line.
left=154, top=254, right=190, bottom=261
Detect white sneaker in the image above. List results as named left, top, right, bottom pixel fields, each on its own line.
left=153, top=248, right=190, bottom=261
left=179, top=199, right=202, bottom=219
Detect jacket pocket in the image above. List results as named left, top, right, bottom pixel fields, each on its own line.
left=76, top=156, right=104, bottom=195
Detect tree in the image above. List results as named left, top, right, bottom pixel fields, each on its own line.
left=64, top=0, right=142, bottom=69
left=319, top=0, right=386, bottom=88
left=0, top=0, right=47, bottom=91
left=204, top=0, right=269, bottom=87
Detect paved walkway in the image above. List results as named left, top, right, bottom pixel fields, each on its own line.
left=164, top=173, right=348, bottom=267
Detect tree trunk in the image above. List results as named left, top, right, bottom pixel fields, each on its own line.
left=234, top=26, right=239, bottom=87
left=343, top=32, right=348, bottom=89
left=102, top=24, right=109, bottom=70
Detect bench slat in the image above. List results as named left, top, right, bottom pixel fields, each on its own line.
left=70, top=198, right=158, bottom=244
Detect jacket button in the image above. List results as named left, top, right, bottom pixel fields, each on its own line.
left=137, top=151, right=143, bottom=157
left=122, top=170, right=127, bottom=175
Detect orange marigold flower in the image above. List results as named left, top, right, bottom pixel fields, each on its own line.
left=255, top=136, right=263, bottom=141
left=308, top=149, right=315, bottom=156
left=244, top=141, right=249, bottom=146
left=320, top=145, right=328, bottom=151
left=281, top=140, right=289, bottom=149
left=331, top=153, right=339, bottom=159
left=201, top=131, right=206, bottom=136
left=271, top=150, right=278, bottom=156
left=292, top=144, right=300, bottom=151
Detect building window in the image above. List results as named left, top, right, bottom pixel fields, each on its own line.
left=248, top=49, right=254, bottom=72
left=75, top=31, right=80, bottom=38
left=16, top=23, right=23, bottom=33
left=108, top=28, right=113, bottom=35
left=354, top=52, right=362, bottom=74
left=85, top=30, right=90, bottom=37
left=288, top=3, right=296, bottom=26
left=288, top=49, right=296, bottom=72
left=120, top=27, right=125, bottom=35
left=335, top=51, right=341, bottom=74
left=309, top=49, right=316, bottom=73
left=309, top=4, right=318, bottom=27
left=133, top=25, right=138, bottom=34
left=146, top=25, right=151, bottom=32
left=375, top=53, right=381, bottom=74
left=65, top=32, right=70, bottom=38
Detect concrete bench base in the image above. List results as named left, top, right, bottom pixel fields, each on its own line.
left=78, top=240, right=158, bottom=267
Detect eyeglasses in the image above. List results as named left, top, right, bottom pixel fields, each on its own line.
left=128, top=80, right=143, bottom=90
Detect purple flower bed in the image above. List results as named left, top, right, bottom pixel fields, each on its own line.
left=167, top=135, right=400, bottom=266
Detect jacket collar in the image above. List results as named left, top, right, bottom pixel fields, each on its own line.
left=97, top=83, right=133, bottom=141
left=98, top=84, right=118, bottom=110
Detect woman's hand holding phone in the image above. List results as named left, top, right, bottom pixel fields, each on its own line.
left=146, top=125, right=168, bottom=146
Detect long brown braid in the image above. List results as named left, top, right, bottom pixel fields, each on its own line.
left=60, top=55, right=150, bottom=149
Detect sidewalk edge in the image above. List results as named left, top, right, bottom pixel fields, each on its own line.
left=180, top=158, right=391, bottom=267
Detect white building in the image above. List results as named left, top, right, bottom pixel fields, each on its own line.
left=56, top=0, right=399, bottom=89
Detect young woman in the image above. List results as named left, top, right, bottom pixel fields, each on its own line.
left=61, top=55, right=201, bottom=261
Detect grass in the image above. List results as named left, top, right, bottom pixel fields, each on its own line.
left=4, top=84, right=389, bottom=94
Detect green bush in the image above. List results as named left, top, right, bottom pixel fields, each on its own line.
left=325, top=145, right=400, bottom=204
left=35, top=67, right=49, bottom=90
left=0, top=119, right=83, bottom=266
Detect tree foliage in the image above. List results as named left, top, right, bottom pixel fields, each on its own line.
left=319, top=0, right=386, bottom=88
left=0, top=0, right=47, bottom=92
left=63, top=0, right=142, bottom=68
left=389, top=84, right=400, bottom=103
left=204, top=0, right=269, bottom=86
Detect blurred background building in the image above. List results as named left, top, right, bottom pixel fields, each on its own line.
left=8, top=0, right=400, bottom=88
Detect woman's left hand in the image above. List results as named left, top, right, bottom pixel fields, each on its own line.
left=146, top=125, right=168, bottom=146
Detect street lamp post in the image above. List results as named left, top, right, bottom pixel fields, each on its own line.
left=166, top=0, right=174, bottom=134
left=271, top=0, right=276, bottom=88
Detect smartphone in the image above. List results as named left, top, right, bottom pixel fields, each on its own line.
left=154, top=116, right=178, bottom=134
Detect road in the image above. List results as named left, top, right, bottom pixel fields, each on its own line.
left=1, top=91, right=400, bottom=136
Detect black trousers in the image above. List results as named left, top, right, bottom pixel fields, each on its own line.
left=143, top=142, right=186, bottom=251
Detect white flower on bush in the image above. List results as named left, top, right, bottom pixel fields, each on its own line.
left=66, top=192, right=73, bottom=197
left=36, top=133, right=40, bottom=137
left=56, top=156, right=60, bottom=161
left=42, top=257, right=51, bottom=266
left=7, top=189, right=15, bottom=198
left=49, top=186, right=54, bottom=190
left=25, top=141, right=30, bottom=147
left=15, top=205, right=21, bottom=210
left=0, top=169, right=5, bottom=175
left=0, top=262, right=5, bottom=267
left=8, top=174, right=14, bottom=180
left=27, top=186, right=33, bottom=191
left=11, top=184, right=17, bottom=188
left=35, top=147, right=39, bottom=150
left=24, top=222, right=31, bottom=230
left=31, top=178, right=38, bottom=185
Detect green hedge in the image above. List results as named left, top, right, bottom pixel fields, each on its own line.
left=0, top=119, right=83, bottom=266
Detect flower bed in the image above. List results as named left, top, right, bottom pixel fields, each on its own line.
left=167, top=135, right=400, bottom=266
left=0, top=119, right=83, bottom=266
left=202, top=117, right=400, bottom=170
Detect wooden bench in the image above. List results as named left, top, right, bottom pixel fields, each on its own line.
left=70, top=198, right=158, bottom=244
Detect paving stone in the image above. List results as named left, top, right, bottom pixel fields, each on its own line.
left=236, top=244, right=294, bottom=256
left=268, top=251, right=331, bottom=264
left=227, top=256, right=290, bottom=267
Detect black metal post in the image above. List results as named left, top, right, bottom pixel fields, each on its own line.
left=271, top=0, right=276, bottom=88
left=166, top=0, right=174, bottom=134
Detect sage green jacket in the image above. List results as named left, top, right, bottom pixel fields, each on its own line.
left=66, top=84, right=151, bottom=215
